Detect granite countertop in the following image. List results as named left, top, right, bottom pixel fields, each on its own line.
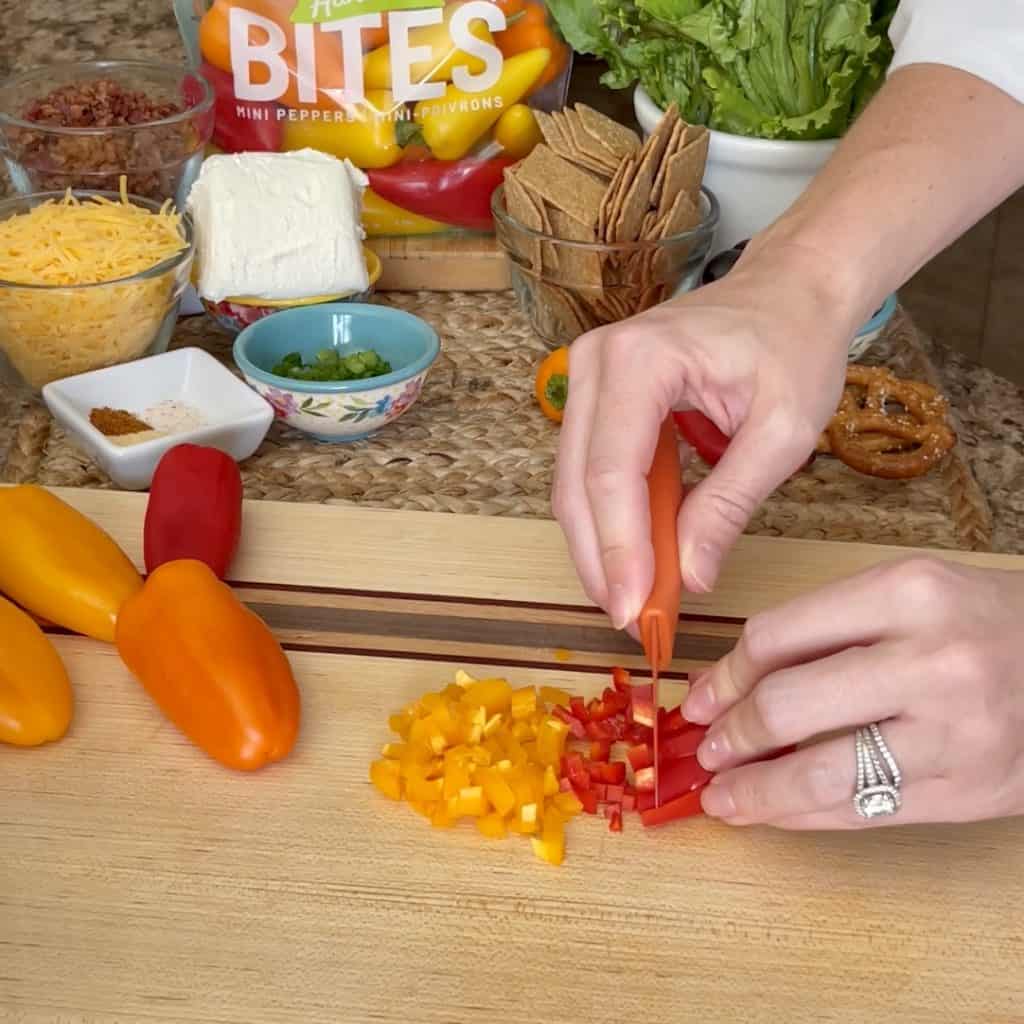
left=2, top=0, right=1024, bottom=552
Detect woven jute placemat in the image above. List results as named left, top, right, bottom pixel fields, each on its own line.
left=0, top=292, right=992, bottom=552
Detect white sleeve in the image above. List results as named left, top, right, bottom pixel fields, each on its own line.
left=888, top=0, right=1024, bottom=103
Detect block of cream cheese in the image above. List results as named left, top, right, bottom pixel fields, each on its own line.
left=186, top=149, right=369, bottom=303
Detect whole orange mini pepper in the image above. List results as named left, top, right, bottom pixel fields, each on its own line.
left=497, top=2, right=569, bottom=94
left=0, top=485, right=143, bottom=643
left=0, top=595, right=73, bottom=747
left=534, top=345, right=569, bottom=423
left=116, top=559, right=300, bottom=772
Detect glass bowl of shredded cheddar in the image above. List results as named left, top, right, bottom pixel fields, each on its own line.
left=0, top=181, right=194, bottom=392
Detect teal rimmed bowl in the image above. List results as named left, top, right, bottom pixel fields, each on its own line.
left=232, top=302, right=440, bottom=442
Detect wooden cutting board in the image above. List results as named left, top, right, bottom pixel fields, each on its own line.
left=2, top=488, right=1023, bottom=1024
left=367, top=235, right=511, bottom=291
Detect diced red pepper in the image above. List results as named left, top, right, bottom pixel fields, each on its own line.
left=569, top=696, right=588, bottom=721
left=594, top=782, right=608, bottom=802
left=585, top=719, right=617, bottom=742
left=659, top=725, right=708, bottom=762
left=630, top=683, right=655, bottom=727
left=590, top=740, right=611, bottom=762
left=552, top=704, right=586, bottom=738
left=605, top=783, right=625, bottom=804
left=623, top=724, right=653, bottom=746
left=636, top=790, right=655, bottom=812
left=660, top=756, right=713, bottom=803
left=598, top=761, right=626, bottom=785
left=658, top=706, right=689, bottom=737
left=612, top=667, right=631, bottom=693
left=621, top=793, right=637, bottom=811
left=640, top=789, right=705, bottom=828
left=558, top=776, right=572, bottom=793
left=605, top=806, right=623, bottom=833
left=587, top=698, right=615, bottom=722
left=635, top=766, right=655, bottom=792
left=627, top=743, right=653, bottom=772
left=574, top=785, right=599, bottom=814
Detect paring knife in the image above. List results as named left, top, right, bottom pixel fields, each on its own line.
left=637, top=416, right=684, bottom=808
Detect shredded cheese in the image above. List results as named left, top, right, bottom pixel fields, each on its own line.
left=0, top=178, right=189, bottom=389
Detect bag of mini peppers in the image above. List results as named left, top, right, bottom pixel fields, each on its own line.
left=174, top=0, right=571, bottom=236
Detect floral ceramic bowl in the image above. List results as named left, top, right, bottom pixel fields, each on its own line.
left=232, top=301, right=439, bottom=442
left=199, top=248, right=383, bottom=335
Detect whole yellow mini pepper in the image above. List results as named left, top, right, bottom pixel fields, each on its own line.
left=413, top=47, right=551, bottom=161
left=493, top=103, right=542, bottom=159
left=361, top=189, right=448, bottom=237
left=0, top=485, right=142, bottom=643
left=364, top=4, right=494, bottom=90
left=282, top=91, right=408, bottom=170
left=0, top=595, right=73, bottom=747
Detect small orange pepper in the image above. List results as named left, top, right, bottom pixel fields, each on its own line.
left=535, top=345, right=569, bottom=423
left=115, top=559, right=301, bottom=772
left=497, top=2, right=570, bottom=94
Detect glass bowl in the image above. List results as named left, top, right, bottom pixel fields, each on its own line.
left=0, top=190, right=195, bottom=393
left=492, top=184, right=719, bottom=348
left=0, top=60, right=214, bottom=208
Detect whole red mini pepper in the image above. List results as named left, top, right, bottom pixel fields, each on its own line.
left=144, top=445, right=243, bottom=579
left=193, top=62, right=283, bottom=154
left=673, top=410, right=729, bottom=466
left=367, top=156, right=515, bottom=232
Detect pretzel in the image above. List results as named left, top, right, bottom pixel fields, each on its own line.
left=825, top=365, right=956, bottom=479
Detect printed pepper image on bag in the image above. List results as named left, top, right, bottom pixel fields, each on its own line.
left=178, top=0, right=572, bottom=236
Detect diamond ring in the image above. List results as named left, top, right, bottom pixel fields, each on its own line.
left=853, top=722, right=902, bottom=819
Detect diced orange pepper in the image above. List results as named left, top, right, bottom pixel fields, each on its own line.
left=542, top=765, right=560, bottom=797
left=389, top=711, right=414, bottom=738
left=407, top=776, right=444, bottom=802
left=431, top=805, right=456, bottom=829
left=382, top=742, right=407, bottom=759
left=370, top=759, right=402, bottom=800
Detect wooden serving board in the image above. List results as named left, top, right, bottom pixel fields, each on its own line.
left=3, top=489, right=1024, bottom=1024
left=367, top=234, right=511, bottom=291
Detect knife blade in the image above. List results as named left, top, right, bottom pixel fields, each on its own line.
left=638, top=416, right=684, bottom=808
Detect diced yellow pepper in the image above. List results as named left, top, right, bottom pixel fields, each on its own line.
left=388, top=712, right=413, bottom=738
left=536, top=717, right=569, bottom=766
left=409, top=800, right=437, bottom=819
left=542, top=765, right=560, bottom=797
left=370, top=759, right=403, bottom=800
left=469, top=745, right=492, bottom=767
left=520, top=802, right=538, bottom=825
left=443, top=762, right=472, bottom=800
left=480, top=770, right=516, bottom=817
left=510, top=686, right=538, bottom=720
left=441, top=683, right=465, bottom=702
left=512, top=720, right=534, bottom=742
left=431, top=805, right=456, bottom=829
left=483, top=713, right=504, bottom=738
left=476, top=812, right=508, bottom=839
left=539, top=686, right=572, bottom=707
left=552, top=791, right=584, bottom=817
left=461, top=679, right=513, bottom=715
left=382, top=742, right=407, bottom=759
left=531, top=808, right=566, bottom=865
left=455, top=670, right=476, bottom=686
left=407, top=776, right=444, bottom=802
left=420, top=692, right=445, bottom=713
left=457, top=786, right=489, bottom=817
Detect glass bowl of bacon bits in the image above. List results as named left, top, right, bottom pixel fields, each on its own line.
left=0, top=60, right=214, bottom=207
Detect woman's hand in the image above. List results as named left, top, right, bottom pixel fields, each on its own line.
left=683, top=557, right=1024, bottom=828
left=552, top=244, right=861, bottom=630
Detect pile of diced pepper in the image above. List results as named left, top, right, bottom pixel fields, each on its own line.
left=369, top=666, right=712, bottom=865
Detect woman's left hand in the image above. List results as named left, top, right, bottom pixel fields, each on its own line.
left=683, top=556, right=1024, bottom=828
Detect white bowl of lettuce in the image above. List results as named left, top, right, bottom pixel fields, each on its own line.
left=550, top=0, right=897, bottom=254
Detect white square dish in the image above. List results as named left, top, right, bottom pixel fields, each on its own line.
left=41, top=347, right=274, bottom=490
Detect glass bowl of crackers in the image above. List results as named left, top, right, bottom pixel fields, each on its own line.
left=493, top=102, right=719, bottom=347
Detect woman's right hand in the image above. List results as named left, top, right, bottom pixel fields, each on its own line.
left=552, top=242, right=864, bottom=630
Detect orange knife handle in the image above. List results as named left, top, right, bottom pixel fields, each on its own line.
left=639, top=416, right=684, bottom=672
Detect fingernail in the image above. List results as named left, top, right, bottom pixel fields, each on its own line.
left=681, top=541, right=718, bottom=594
left=608, top=583, right=632, bottom=631
left=683, top=681, right=717, bottom=724
left=700, top=781, right=735, bottom=818
left=697, top=730, right=730, bottom=771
